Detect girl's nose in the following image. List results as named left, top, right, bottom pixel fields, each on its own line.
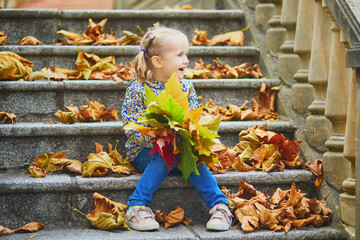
left=184, top=57, right=189, bottom=64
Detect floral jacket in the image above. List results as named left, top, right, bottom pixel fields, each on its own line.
left=121, top=78, right=200, bottom=161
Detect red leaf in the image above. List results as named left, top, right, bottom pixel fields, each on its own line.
left=149, top=135, right=179, bottom=172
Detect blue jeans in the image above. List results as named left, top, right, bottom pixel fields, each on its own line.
left=128, top=148, right=229, bottom=209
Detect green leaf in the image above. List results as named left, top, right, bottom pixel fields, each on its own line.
left=145, top=85, right=159, bottom=106
left=159, top=95, right=185, bottom=124
left=177, top=129, right=199, bottom=180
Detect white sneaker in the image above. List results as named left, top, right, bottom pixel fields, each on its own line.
left=126, top=206, right=160, bottom=231
left=206, top=204, right=233, bottom=231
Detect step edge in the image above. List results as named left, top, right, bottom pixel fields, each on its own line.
left=60, top=9, right=245, bottom=19
left=0, top=121, right=295, bottom=137
left=0, top=9, right=245, bottom=19
left=0, top=169, right=315, bottom=193
left=0, top=46, right=258, bottom=56
left=0, top=79, right=279, bottom=91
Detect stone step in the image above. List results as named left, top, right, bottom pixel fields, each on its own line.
left=0, top=9, right=248, bottom=45
left=0, top=79, right=279, bottom=122
left=0, top=169, right=315, bottom=228
left=0, top=45, right=260, bottom=72
left=0, top=121, right=294, bottom=170
left=0, top=225, right=346, bottom=240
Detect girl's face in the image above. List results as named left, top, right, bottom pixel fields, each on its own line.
left=153, top=35, right=189, bottom=82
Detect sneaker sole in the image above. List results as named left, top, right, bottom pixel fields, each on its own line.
left=206, top=223, right=230, bottom=231
left=126, top=221, right=160, bottom=231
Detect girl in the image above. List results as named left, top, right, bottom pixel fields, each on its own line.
left=121, top=27, right=232, bottom=231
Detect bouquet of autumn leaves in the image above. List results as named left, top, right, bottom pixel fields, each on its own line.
left=123, top=73, right=220, bottom=180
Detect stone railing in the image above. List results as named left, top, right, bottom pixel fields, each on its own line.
left=256, top=0, right=359, bottom=237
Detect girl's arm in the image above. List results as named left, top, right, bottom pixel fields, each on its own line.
left=121, top=83, right=152, bottom=142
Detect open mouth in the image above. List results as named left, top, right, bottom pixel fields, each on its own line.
left=178, top=67, right=185, bottom=72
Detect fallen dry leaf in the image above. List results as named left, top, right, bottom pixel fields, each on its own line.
left=74, top=192, right=130, bottom=231
left=0, top=32, right=7, bottom=45
left=0, top=222, right=44, bottom=236
left=0, top=51, right=34, bottom=80
left=164, top=205, right=185, bottom=229
left=0, top=111, right=17, bottom=124
left=19, top=36, right=44, bottom=45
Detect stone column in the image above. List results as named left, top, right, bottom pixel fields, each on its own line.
left=306, top=0, right=332, bottom=153
left=323, top=10, right=351, bottom=192
left=356, top=67, right=360, bottom=238
left=265, top=0, right=286, bottom=56
left=292, top=0, right=315, bottom=115
left=277, top=0, right=300, bottom=86
left=340, top=66, right=357, bottom=227
left=255, top=0, right=275, bottom=30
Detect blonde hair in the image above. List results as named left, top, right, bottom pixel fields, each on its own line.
left=134, top=27, right=188, bottom=83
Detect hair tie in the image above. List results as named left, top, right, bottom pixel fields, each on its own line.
left=140, top=49, right=146, bottom=53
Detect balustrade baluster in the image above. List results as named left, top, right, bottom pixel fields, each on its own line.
left=265, top=0, right=286, bottom=56
left=291, top=0, right=315, bottom=115
left=323, top=4, right=351, bottom=192
left=278, top=0, right=300, bottom=86
left=306, top=0, right=332, bottom=153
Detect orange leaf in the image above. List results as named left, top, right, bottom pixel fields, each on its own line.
left=232, top=156, right=256, bottom=172
left=254, top=202, right=279, bottom=230
left=13, top=222, right=44, bottom=233
left=0, top=111, right=17, bottom=124
left=292, top=216, right=315, bottom=229
left=235, top=202, right=259, bottom=232
left=19, top=36, right=44, bottom=45
left=164, top=205, right=185, bottom=229
left=95, top=142, right=105, bottom=153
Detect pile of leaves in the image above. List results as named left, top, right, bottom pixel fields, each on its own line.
left=223, top=181, right=332, bottom=233
left=26, top=51, right=135, bottom=82
left=0, top=222, right=44, bottom=236
left=27, top=150, right=82, bottom=177
left=192, top=27, right=248, bottom=46
left=209, top=124, right=302, bottom=173
left=27, top=141, right=136, bottom=178
left=0, top=111, right=17, bottom=124
left=184, top=58, right=263, bottom=79
left=0, top=51, right=34, bottom=80
left=55, top=98, right=118, bottom=124
left=209, top=124, right=323, bottom=186
left=74, top=192, right=130, bottom=231
left=201, top=82, right=279, bottom=121
left=155, top=200, right=193, bottom=229
left=123, top=73, right=221, bottom=180
left=82, top=141, right=137, bottom=177
left=57, top=18, right=143, bottom=46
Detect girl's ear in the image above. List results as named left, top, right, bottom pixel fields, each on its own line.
left=150, top=56, right=163, bottom=69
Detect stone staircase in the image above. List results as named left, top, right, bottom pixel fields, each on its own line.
left=0, top=8, right=347, bottom=240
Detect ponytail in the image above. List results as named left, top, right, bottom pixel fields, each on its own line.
left=135, top=33, right=154, bottom=83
